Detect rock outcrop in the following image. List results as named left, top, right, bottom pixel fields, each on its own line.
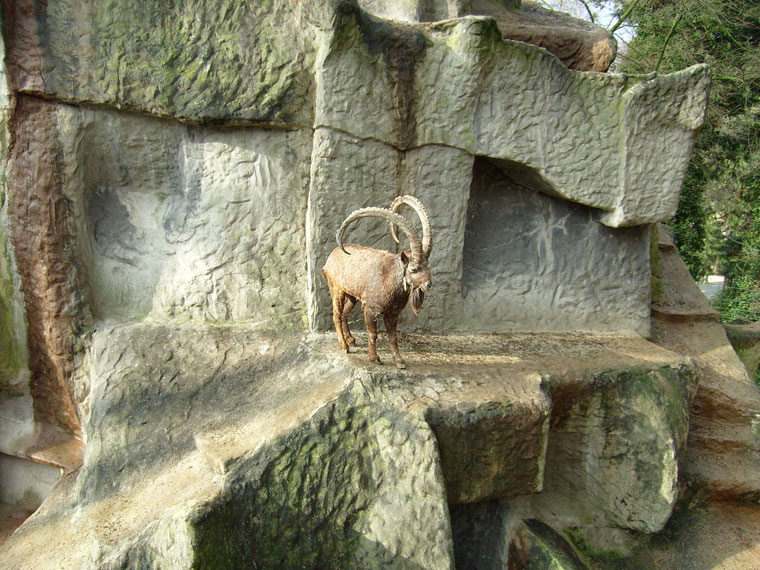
left=725, top=321, right=760, bottom=380
left=1, top=327, right=696, bottom=568
left=651, top=227, right=760, bottom=502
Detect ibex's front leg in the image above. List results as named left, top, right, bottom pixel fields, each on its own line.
left=331, top=291, right=350, bottom=352
left=364, top=305, right=382, bottom=364
left=384, top=314, right=405, bottom=369
left=341, top=295, right=357, bottom=346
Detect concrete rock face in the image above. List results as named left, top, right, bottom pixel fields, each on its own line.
left=3, top=0, right=320, bottom=126
left=0, top=0, right=719, bottom=568
left=462, top=158, right=651, bottom=333
left=53, top=104, right=312, bottom=327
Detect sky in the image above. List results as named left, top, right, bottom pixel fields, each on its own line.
left=541, top=0, right=636, bottom=44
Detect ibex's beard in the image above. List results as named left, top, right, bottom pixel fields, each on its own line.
left=411, top=288, right=425, bottom=315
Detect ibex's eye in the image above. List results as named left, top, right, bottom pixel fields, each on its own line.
left=410, top=266, right=419, bottom=273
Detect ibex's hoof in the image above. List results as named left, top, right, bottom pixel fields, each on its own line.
left=370, top=356, right=383, bottom=365
left=344, top=346, right=351, bottom=353
left=395, top=361, right=406, bottom=370
left=346, top=336, right=356, bottom=345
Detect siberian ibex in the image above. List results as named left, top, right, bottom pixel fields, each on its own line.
left=322, top=195, right=433, bottom=369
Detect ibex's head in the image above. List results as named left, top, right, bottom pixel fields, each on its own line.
left=399, top=249, right=432, bottom=314
left=337, top=195, right=433, bottom=314
left=389, top=196, right=433, bottom=315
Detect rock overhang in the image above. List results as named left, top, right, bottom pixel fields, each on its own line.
left=318, top=9, right=709, bottom=227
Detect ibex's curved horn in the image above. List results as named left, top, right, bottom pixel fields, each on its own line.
left=338, top=207, right=423, bottom=264
left=389, top=195, right=433, bottom=258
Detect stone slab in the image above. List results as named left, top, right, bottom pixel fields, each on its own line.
left=3, top=0, right=320, bottom=126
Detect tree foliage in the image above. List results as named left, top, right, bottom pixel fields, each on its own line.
left=612, top=0, right=760, bottom=321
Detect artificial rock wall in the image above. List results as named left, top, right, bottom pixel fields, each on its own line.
left=0, top=0, right=717, bottom=568
left=1, top=0, right=709, bottom=345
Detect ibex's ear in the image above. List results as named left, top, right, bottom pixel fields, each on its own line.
left=400, top=250, right=410, bottom=266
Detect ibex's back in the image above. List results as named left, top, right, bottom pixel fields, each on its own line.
left=323, top=244, right=408, bottom=315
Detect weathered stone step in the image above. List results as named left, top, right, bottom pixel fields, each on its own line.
left=0, top=423, right=83, bottom=516
left=652, top=316, right=760, bottom=502
left=0, top=503, right=35, bottom=548
left=17, top=423, right=84, bottom=474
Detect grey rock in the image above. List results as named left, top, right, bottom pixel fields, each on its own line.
left=527, top=359, right=698, bottom=555
left=4, top=0, right=322, bottom=126
left=0, top=1, right=723, bottom=567
left=7, top=1, right=708, bottom=227
left=317, top=9, right=709, bottom=226
left=462, top=158, right=652, bottom=335
left=52, top=104, right=312, bottom=329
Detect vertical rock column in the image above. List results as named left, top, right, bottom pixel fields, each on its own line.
left=0, top=14, right=35, bottom=451
left=306, top=128, right=473, bottom=333
left=6, top=97, right=92, bottom=436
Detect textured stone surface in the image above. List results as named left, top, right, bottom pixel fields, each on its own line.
left=525, top=360, right=698, bottom=556
left=1, top=326, right=457, bottom=569
left=384, top=334, right=553, bottom=504
left=0, top=328, right=697, bottom=568
left=307, top=127, right=474, bottom=333
left=317, top=9, right=709, bottom=226
left=3, top=0, right=320, bottom=126
left=603, top=503, right=760, bottom=570
left=26, top=102, right=312, bottom=329
left=475, top=1, right=617, bottom=72
left=653, top=319, right=760, bottom=502
left=450, top=505, right=589, bottom=570
left=651, top=224, right=720, bottom=321
left=724, top=321, right=760, bottom=379
left=0, top=0, right=723, bottom=567
left=650, top=228, right=760, bottom=502
left=463, top=158, right=651, bottom=335
left=0, top=14, right=31, bottom=431
left=6, top=97, right=91, bottom=437
left=3, top=0, right=708, bottom=233
left=3, top=0, right=711, bottom=349
left=0, top=12, right=38, bottom=468
left=309, top=142, right=652, bottom=336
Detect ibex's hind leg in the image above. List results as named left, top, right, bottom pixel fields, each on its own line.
left=384, top=314, right=405, bottom=369
left=342, top=296, right=357, bottom=346
left=364, top=305, right=382, bottom=364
